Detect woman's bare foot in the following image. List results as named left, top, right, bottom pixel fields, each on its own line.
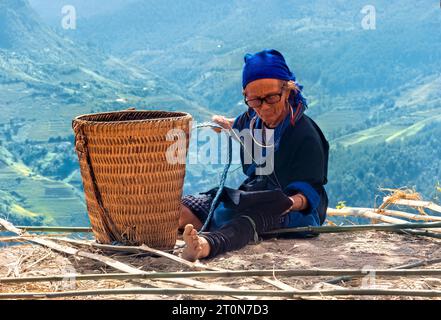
left=181, top=224, right=210, bottom=262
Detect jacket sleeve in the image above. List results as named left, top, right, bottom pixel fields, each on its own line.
left=282, top=135, right=326, bottom=215
left=283, top=181, right=320, bottom=215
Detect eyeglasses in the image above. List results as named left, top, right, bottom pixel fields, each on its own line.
left=244, top=86, right=285, bottom=109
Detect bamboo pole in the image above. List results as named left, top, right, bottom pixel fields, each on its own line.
left=1, top=287, right=441, bottom=299
left=382, top=198, right=441, bottom=214
left=261, top=220, right=441, bottom=237
left=325, top=258, right=441, bottom=285
left=1, top=222, right=293, bottom=294
left=375, top=207, right=441, bottom=222
left=326, top=207, right=441, bottom=234
left=0, top=234, right=72, bottom=243
left=0, top=237, right=30, bottom=242
left=0, top=226, right=92, bottom=233
left=17, top=226, right=93, bottom=233
left=378, top=210, right=441, bottom=222
left=2, top=206, right=438, bottom=234
left=396, top=229, right=441, bottom=239
left=0, top=219, right=243, bottom=297
left=328, top=207, right=418, bottom=223
left=396, top=257, right=441, bottom=269
left=48, top=237, right=297, bottom=292
left=2, top=268, right=441, bottom=285
left=49, top=237, right=198, bottom=269
left=2, top=219, right=285, bottom=299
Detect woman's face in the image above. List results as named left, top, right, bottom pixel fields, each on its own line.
left=243, top=78, right=289, bottom=127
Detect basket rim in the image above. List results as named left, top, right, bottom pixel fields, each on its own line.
left=73, top=109, right=192, bottom=125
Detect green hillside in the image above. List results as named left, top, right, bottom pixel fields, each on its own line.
left=0, top=0, right=213, bottom=226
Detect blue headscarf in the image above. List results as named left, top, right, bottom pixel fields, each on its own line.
left=242, top=49, right=307, bottom=126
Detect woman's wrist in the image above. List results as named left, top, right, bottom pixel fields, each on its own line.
left=288, top=194, right=307, bottom=211
left=289, top=196, right=296, bottom=211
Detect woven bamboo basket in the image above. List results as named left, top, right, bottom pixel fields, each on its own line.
left=72, top=109, right=192, bottom=249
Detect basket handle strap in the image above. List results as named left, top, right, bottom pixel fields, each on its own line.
left=73, top=122, right=126, bottom=244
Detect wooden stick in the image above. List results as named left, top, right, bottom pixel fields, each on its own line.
left=0, top=219, right=243, bottom=296
left=0, top=219, right=293, bottom=296
left=259, top=277, right=296, bottom=291
left=48, top=237, right=296, bottom=292
left=382, top=198, right=441, bottom=214
left=3, top=268, right=441, bottom=284
left=397, top=257, right=441, bottom=269
left=1, top=287, right=441, bottom=299
left=21, top=252, right=53, bottom=273
left=0, top=237, right=30, bottom=242
left=376, top=208, right=441, bottom=222
left=0, top=226, right=305, bottom=290
left=395, top=229, right=441, bottom=239
left=48, top=237, right=199, bottom=270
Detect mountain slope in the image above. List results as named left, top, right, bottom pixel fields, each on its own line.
left=67, top=0, right=441, bottom=208
left=0, top=0, right=212, bottom=226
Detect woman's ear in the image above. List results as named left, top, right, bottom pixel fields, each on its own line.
left=284, top=80, right=298, bottom=102
left=286, top=80, right=298, bottom=92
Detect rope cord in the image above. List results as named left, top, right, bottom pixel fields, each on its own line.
left=196, top=122, right=282, bottom=188
left=192, top=122, right=284, bottom=232
left=194, top=123, right=233, bottom=233
left=193, top=120, right=291, bottom=232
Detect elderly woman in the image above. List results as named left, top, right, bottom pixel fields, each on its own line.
left=179, top=49, right=329, bottom=261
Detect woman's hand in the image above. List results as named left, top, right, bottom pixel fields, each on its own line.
left=211, top=115, right=235, bottom=133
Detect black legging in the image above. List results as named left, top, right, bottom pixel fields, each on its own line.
left=200, top=208, right=282, bottom=259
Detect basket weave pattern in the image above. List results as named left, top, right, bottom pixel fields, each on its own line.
left=72, top=110, right=192, bottom=249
